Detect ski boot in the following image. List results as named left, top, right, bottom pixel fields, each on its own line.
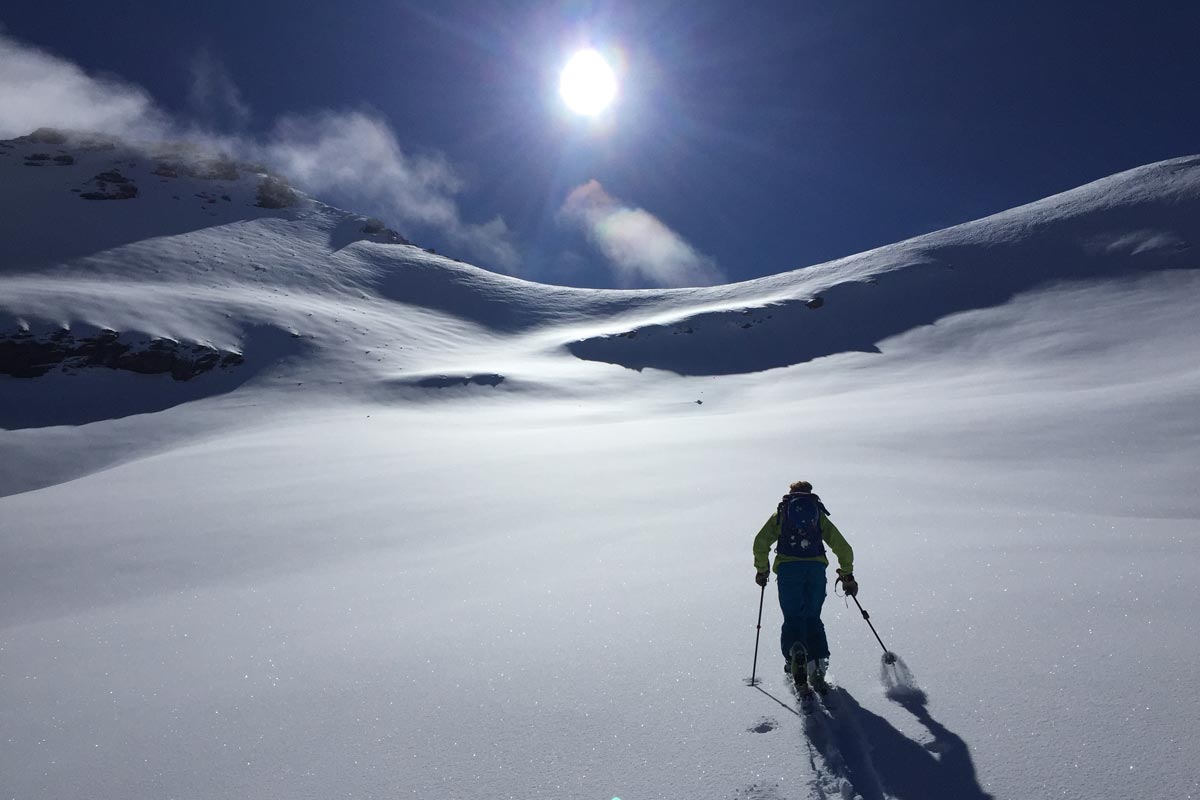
left=789, top=645, right=815, bottom=710
left=807, top=658, right=831, bottom=698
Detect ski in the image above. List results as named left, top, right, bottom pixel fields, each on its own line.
left=787, top=674, right=817, bottom=714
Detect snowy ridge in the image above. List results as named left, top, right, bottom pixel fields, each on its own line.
left=4, top=131, right=1199, bottom=379
left=567, top=156, right=1200, bottom=374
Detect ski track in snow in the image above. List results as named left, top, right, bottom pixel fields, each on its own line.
left=801, top=690, right=884, bottom=800
left=751, top=664, right=995, bottom=800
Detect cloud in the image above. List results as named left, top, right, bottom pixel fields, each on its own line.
left=259, top=111, right=519, bottom=270
left=187, top=49, right=251, bottom=129
left=0, top=30, right=170, bottom=140
left=0, top=31, right=518, bottom=272
left=560, top=180, right=725, bottom=288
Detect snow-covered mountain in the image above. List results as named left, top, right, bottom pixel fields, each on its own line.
left=3, top=129, right=1198, bottom=800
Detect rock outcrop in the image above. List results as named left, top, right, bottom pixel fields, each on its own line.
left=0, top=328, right=243, bottom=380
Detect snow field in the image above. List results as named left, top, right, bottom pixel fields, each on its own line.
left=3, top=136, right=1200, bottom=798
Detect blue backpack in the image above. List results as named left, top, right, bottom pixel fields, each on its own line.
left=776, top=492, right=829, bottom=558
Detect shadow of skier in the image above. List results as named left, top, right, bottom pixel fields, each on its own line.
left=830, top=689, right=995, bottom=800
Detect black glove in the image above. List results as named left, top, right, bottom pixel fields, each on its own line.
left=755, top=571, right=769, bottom=587
left=837, top=571, right=858, bottom=597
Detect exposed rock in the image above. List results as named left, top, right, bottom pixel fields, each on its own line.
left=153, top=156, right=243, bottom=181
left=27, top=127, right=68, bottom=144
left=0, top=333, right=65, bottom=377
left=81, top=184, right=138, bottom=200
left=77, top=137, right=118, bottom=152
left=805, top=296, right=825, bottom=309
left=415, top=373, right=506, bottom=388
left=362, top=217, right=411, bottom=244
left=0, top=328, right=243, bottom=380
left=78, top=169, right=139, bottom=200
left=201, top=158, right=240, bottom=181
left=94, top=170, right=131, bottom=184
left=255, top=175, right=300, bottom=209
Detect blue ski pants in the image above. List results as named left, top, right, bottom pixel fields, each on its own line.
left=776, top=560, right=830, bottom=663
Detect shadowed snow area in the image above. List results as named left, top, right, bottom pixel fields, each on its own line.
left=2, top=133, right=1199, bottom=800
left=0, top=132, right=294, bottom=270
left=569, top=156, right=1200, bottom=374
left=0, top=325, right=303, bottom=430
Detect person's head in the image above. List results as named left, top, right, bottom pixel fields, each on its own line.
left=789, top=480, right=812, bottom=494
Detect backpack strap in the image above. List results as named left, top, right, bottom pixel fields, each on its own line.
left=780, top=492, right=830, bottom=518
left=814, top=494, right=831, bottom=517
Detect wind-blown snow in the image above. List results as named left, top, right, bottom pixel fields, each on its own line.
left=2, top=131, right=1198, bottom=800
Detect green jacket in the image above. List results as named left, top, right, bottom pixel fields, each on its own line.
left=753, top=508, right=854, bottom=575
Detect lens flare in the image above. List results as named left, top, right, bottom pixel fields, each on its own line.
left=559, top=49, right=617, bottom=116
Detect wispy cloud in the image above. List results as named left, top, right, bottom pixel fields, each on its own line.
left=560, top=180, right=724, bottom=288
left=187, top=49, right=251, bottom=130
left=0, top=30, right=169, bottom=140
left=0, top=31, right=518, bottom=271
left=259, top=111, right=518, bottom=269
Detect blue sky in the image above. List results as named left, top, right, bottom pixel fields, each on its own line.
left=2, top=1, right=1198, bottom=288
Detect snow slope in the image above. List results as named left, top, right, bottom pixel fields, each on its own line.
left=2, top=131, right=1199, bottom=800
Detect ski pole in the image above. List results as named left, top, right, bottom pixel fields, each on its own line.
left=747, top=583, right=766, bottom=686
left=850, top=594, right=897, bottom=664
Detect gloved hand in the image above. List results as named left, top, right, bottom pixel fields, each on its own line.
left=755, top=571, right=769, bottom=587
left=837, top=571, right=859, bottom=597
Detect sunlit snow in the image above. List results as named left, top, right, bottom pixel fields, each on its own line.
left=2, top=132, right=1198, bottom=800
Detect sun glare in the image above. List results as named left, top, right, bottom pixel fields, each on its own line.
left=559, top=49, right=617, bottom=116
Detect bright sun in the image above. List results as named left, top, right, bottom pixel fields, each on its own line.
left=559, top=49, right=617, bottom=116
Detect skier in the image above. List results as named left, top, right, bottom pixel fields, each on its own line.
left=753, top=480, right=857, bottom=697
